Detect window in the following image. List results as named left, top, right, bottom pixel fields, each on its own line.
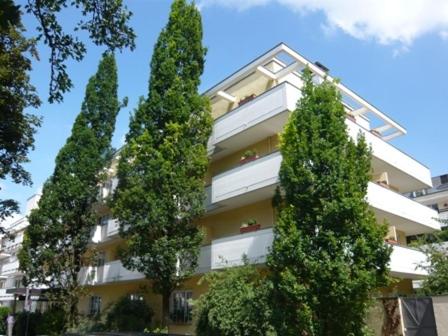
left=89, top=296, right=101, bottom=316
left=14, top=278, right=22, bottom=288
left=170, top=291, right=192, bottom=324
left=441, top=174, right=448, bottom=185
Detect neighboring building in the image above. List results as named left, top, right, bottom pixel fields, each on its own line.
left=0, top=192, right=43, bottom=311
left=78, top=43, right=440, bottom=334
left=408, top=173, right=448, bottom=228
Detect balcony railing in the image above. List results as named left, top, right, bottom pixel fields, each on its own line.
left=209, top=151, right=440, bottom=235
left=388, top=244, right=427, bottom=278
left=91, top=218, right=120, bottom=243
left=211, top=228, right=273, bottom=270
left=346, top=118, right=431, bottom=191
left=208, top=228, right=427, bottom=278
left=208, top=82, right=300, bottom=158
left=367, top=182, right=440, bottom=234
left=80, top=260, right=144, bottom=285
left=208, top=80, right=431, bottom=190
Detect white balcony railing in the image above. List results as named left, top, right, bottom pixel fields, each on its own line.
left=389, top=244, right=427, bottom=278
left=212, top=151, right=281, bottom=204
left=80, top=247, right=212, bottom=285
left=211, top=228, right=274, bottom=270
left=1, top=260, right=20, bottom=275
left=209, top=82, right=300, bottom=157
left=80, top=260, right=144, bottom=285
left=91, top=218, right=120, bottom=243
left=209, top=228, right=427, bottom=278
left=208, top=81, right=430, bottom=190
left=346, top=118, right=432, bottom=191
left=210, top=151, right=439, bottom=235
left=367, top=182, right=440, bottom=234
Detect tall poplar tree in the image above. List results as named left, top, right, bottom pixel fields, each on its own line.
left=111, top=0, right=212, bottom=325
left=267, top=69, right=391, bottom=335
left=19, top=53, right=121, bottom=328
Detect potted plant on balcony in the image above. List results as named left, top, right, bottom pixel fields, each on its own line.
left=385, top=238, right=399, bottom=245
left=240, top=149, right=259, bottom=164
left=238, top=93, right=256, bottom=107
left=240, top=218, right=261, bottom=234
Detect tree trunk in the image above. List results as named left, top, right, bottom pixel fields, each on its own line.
left=162, top=292, right=170, bottom=329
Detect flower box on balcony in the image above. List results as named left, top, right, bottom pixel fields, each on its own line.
left=385, top=238, right=399, bottom=245
left=238, top=94, right=256, bottom=107
left=240, top=149, right=259, bottom=165
left=240, top=223, right=261, bottom=234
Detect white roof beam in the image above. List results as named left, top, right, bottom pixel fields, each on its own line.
left=280, top=44, right=407, bottom=137
left=217, top=91, right=237, bottom=103
left=373, top=124, right=392, bottom=134
left=350, top=107, right=368, bottom=116
left=382, top=131, right=402, bottom=142
left=256, top=66, right=276, bottom=80
left=274, top=61, right=301, bottom=80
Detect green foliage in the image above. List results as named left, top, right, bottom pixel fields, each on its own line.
left=19, top=53, right=121, bottom=328
left=13, top=307, right=64, bottom=336
left=267, top=69, right=391, bottom=335
left=0, top=306, right=10, bottom=334
left=106, top=296, right=153, bottom=331
left=0, top=0, right=41, bottom=222
left=22, top=0, right=135, bottom=102
left=195, top=263, right=274, bottom=336
left=111, top=0, right=212, bottom=324
left=415, top=231, right=448, bottom=295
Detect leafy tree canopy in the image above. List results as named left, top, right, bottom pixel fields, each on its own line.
left=0, top=0, right=41, bottom=222
left=112, top=0, right=212, bottom=325
left=19, top=52, right=122, bottom=329
left=267, top=69, right=390, bottom=335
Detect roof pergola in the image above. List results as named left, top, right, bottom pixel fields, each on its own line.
left=204, top=43, right=406, bottom=141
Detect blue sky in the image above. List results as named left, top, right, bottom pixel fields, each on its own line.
left=6, top=0, right=448, bottom=212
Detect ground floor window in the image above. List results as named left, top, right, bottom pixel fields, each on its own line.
left=89, top=295, right=101, bottom=316
left=170, top=291, right=192, bottom=324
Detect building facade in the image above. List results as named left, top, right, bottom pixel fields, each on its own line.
left=408, top=173, right=448, bottom=228
left=0, top=193, right=41, bottom=311
left=78, top=44, right=440, bottom=334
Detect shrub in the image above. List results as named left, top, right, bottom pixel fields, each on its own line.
left=195, top=263, right=274, bottom=336
left=106, top=296, right=152, bottom=331
left=14, top=311, right=41, bottom=336
left=0, top=306, right=10, bottom=334
left=37, top=306, right=65, bottom=335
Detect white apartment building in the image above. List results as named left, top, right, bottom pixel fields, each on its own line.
left=408, top=173, right=448, bottom=228
left=79, top=43, right=441, bottom=334
left=0, top=193, right=41, bottom=311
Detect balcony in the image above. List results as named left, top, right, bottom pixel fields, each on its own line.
left=211, top=228, right=273, bottom=270
left=346, top=118, right=431, bottom=192
left=209, top=151, right=439, bottom=235
left=367, top=182, right=440, bottom=235
left=209, top=228, right=426, bottom=279
left=80, top=260, right=144, bottom=285
left=389, top=244, right=427, bottom=279
left=211, top=151, right=280, bottom=207
left=208, top=82, right=300, bottom=160
left=1, top=260, right=20, bottom=276
left=208, top=78, right=431, bottom=192
left=91, top=218, right=120, bottom=244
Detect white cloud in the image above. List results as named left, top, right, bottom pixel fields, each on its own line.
left=199, top=0, right=448, bottom=47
